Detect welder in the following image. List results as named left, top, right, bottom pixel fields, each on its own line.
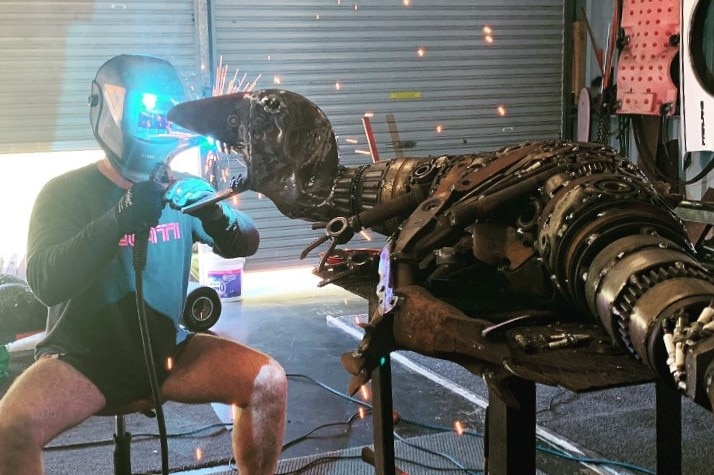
left=0, top=54, right=286, bottom=475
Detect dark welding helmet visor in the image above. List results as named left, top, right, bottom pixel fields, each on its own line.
left=89, top=54, right=195, bottom=182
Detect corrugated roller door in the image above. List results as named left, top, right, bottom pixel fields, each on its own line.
left=212, top=0, right=565, bottom=270
left=0, top=1, right=198, bottom=153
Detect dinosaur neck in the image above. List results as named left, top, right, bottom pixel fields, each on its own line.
left=326, top=157, right=431, bottom=235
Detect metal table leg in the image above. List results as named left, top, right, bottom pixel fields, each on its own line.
left=656, top=381, right=681, bottom=475
left=486, top=375, right=536, bottom=475
left=371, top=354, right=396, bottom=475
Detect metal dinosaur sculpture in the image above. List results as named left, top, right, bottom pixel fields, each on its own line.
left=168, top=89, right=714, bottom=412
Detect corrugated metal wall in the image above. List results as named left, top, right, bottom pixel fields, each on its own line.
left=0, top=0, right=199, bottom=153
left=211, top=0, right=565, bottom=270
left=0, top=1, right=565, bottom=271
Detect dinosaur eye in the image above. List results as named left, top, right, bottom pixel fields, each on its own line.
left=262, top=95, right=282, bottom=113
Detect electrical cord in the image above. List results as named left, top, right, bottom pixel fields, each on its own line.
left=43, top=422, right=232, bottom=451
left=285, top=372, right=657, bottom=475
left=282, top=410, right=364, bottom=451
left=42, top=369, right=658, bottom=474
left=284, top=374, right=480, bottom=475
left=392, top=430, right=482, bottom=475
left=133, top=227, right=170, bottom=475
left=535, top=388, right=568, bottom=414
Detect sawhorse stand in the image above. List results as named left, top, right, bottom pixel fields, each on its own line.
left=367, top=357, right=682, bottom=475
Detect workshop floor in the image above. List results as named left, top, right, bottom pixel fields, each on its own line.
left=173, top=266, right=714, bottom=475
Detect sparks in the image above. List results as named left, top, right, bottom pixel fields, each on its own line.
left=195, top=447, right=204, bottom=460
left=454, top=420, right=465, bottom=435
left=497, top=105, right=507, bottom=116
left=355, top=149, right=372, bottom=156
left=363, top=112, right=374, bottom=118
left=273, top=76, right=282, bottom=85
left=436, top=125, right=444, bottom=133
left=483, top=26, right=492, bottom=34
left=359, top=230, right=372, bottom=241
left=166, top=357, right=173, bottom=371
left=417, top=48, right=425, bottom=58
left=316, top=14, right=320, bottom=20
left=403, top=0, right=410, bottom=5
left=359, top=407, right=366, bottom=419
left=335, top=82, right=342, bottom=90
left=360, top=384, right=370, bottom=401
left=484, top=35, right=494, bottom=44
left=267, top=55, right=272, bottom=61
left=345, top=137, right=359, bottom=144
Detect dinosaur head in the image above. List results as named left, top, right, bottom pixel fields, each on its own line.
left=167, top=89, right=340, bottom=219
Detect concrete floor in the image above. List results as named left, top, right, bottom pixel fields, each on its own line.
left=172, top=266, right=682, bottom=475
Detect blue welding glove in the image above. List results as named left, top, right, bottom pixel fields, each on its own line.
left=165, top=177, right=224, bottom=223
left=114, top=181, right=165, bottom=235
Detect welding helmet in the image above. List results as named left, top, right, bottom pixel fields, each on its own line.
left=89, top=54, right=194, bottom=182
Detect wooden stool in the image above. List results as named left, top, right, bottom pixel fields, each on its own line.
left=96, top=399, right=155, bottom=475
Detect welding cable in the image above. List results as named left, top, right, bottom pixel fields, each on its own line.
left=392, top=430, right=482, bottom=475
left=397, top=414, right=656, bottom=475
left=133, top=228, right=169, bottom=475
left=281, top=410, right=364, bottom=451
left=285, top=374, right=480, bottom=474
left=286, top=372, right=657, bottom=475
left=535, top=387, right=568, bottom=414
left=44, top=422, right=233, bottom=452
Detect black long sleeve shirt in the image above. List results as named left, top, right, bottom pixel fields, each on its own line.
left=26, top=162, right=259, bottom=360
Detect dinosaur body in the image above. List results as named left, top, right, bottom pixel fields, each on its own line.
left=169, top=90, right=714, bottom=410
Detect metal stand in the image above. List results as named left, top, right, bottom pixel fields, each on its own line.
left=656, top=380, right=681, bottom=475
left=113, top=414, right=132, bottom=475
left=485, top=376, right=536, bottom=474
left=369, top=362, right=683, bottom=475
left=371, top=355, right=396, bottom=475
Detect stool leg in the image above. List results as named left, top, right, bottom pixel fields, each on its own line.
left=113, top=415, right=132, bottom=475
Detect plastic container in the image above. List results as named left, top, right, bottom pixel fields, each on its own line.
left=198, top=247, right=245, bottom=302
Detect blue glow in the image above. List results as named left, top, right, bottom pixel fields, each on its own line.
left=141, top=93, right=158, bottom=112
left=380, top=356, right=386, bottom=366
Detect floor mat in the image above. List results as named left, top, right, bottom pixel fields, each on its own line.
left=43, top=401, right=233, bottom=475
left=276, top=432, right=487, bottom=475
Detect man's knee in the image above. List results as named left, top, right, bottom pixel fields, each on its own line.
left=253, top=359, right=287, bottom=401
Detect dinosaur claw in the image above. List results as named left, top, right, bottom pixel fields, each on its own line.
left=341, top=351, right=366, bottom=376
left=348, top=372, right=371, bottom=396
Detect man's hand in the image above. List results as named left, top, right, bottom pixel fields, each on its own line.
left=164, top=177, right=223, bottom=222
left=114, top=181, right=165, bottom=234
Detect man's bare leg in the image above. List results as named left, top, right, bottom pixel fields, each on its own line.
left=161, top=333, right=287, bottom=475
left=0, top=358, right=106, bottom=475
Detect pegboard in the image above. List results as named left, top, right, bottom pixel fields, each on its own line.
left=616, top=0, right=680, bottom=116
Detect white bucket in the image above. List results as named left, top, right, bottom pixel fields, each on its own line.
left=198, top=247, right=245, bottom=302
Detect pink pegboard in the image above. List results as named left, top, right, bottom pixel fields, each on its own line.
left=616, top=0, right=680, bottom=116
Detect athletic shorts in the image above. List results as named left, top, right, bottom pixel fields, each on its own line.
left=42, top=300, right=194, bottom=408
left=56, top=334, right=192, bottom=408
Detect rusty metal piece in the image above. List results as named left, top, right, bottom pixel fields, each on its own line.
left=471, top=222, right=535, bottom=270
